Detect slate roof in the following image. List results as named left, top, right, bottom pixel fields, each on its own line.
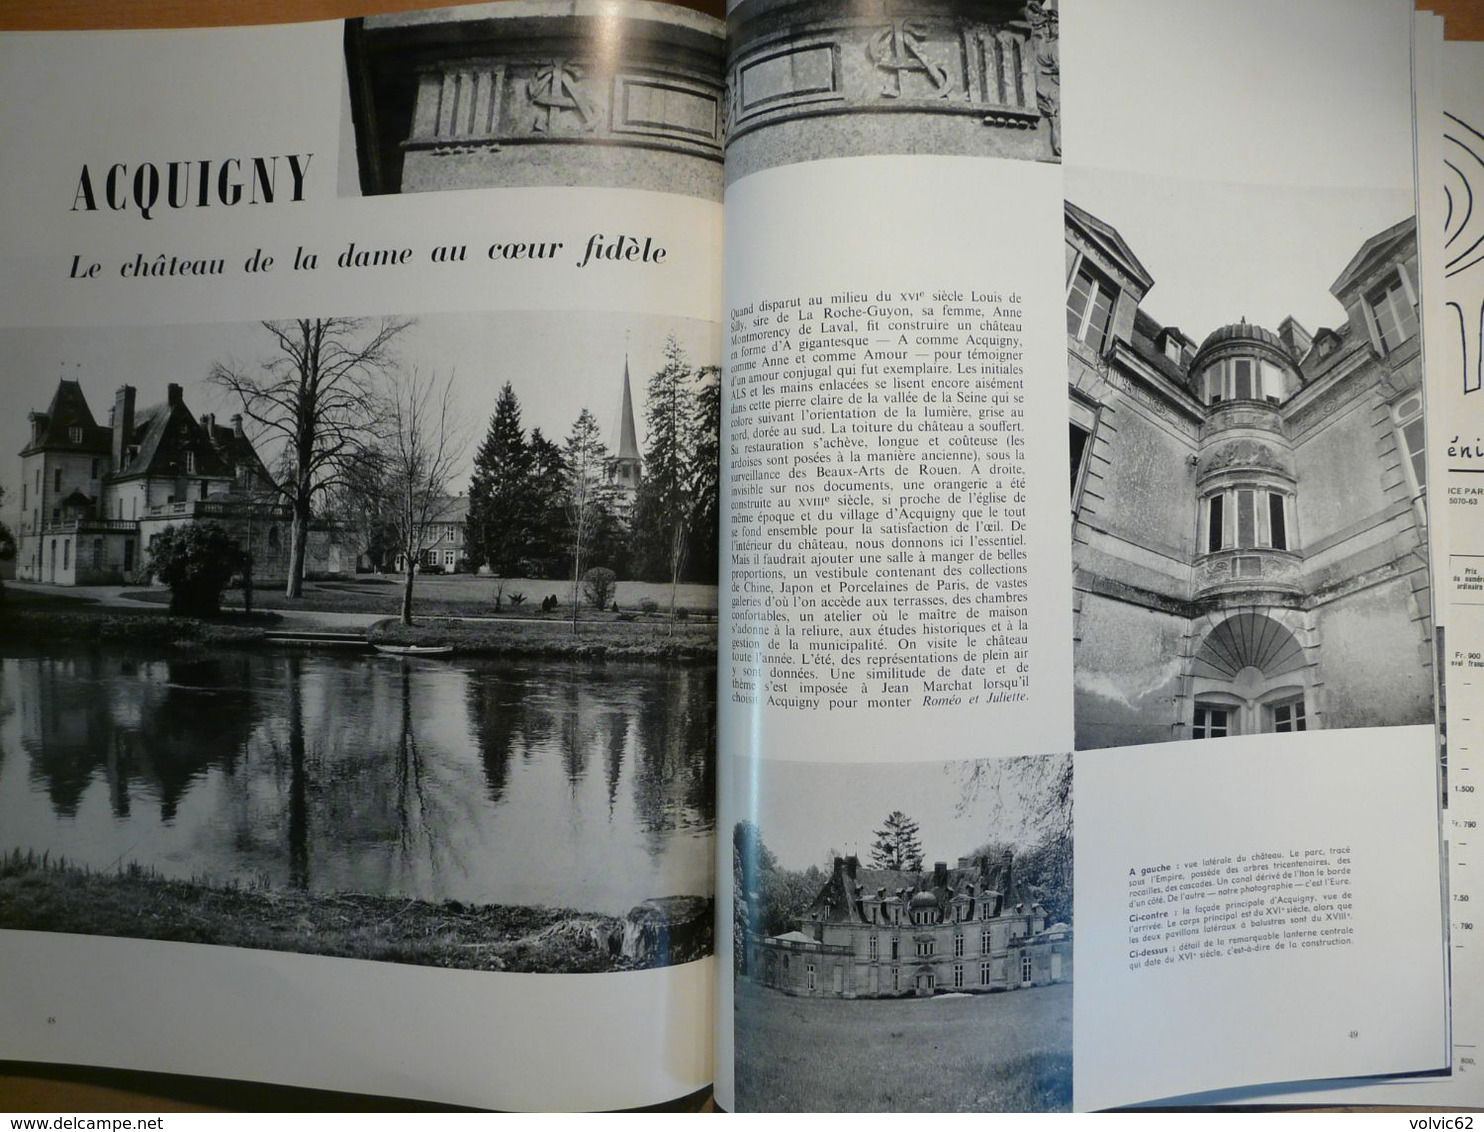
left=807, top=853, right=1032, bottom=925
left=114, top=401, right=233, bottom=480
left=21, top=380, right=112, bottom=457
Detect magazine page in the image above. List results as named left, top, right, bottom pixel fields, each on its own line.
left=717, top=0, right=1450, bottom=1112
left=0, top=2, right=723, bottom=1111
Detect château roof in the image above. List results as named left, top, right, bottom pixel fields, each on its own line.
left=21, top=379, right=112, bottom=457
left=1196, top=318, right=1288, bottom=358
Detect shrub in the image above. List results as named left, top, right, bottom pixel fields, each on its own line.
left=583, top=567, right=617, bottom=610
left=147, top=523, right=244, bottom=616
left=639, top=598, right=659, bottom=615
left=507, top=591, right=526, bottom=607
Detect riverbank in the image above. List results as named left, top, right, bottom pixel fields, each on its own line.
left=0, top=852, right=712, bottom=974
left=368, top=616, right=717, bottom=661
left=0, top=591, right=274, bottom=648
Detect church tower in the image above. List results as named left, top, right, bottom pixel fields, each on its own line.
left=611, top=356, right=643, bottom=509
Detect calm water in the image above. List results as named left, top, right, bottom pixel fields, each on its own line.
left=0, top=647, right=715, bottom=915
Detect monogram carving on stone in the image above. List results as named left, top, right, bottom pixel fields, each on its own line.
left=529, top=60, right=599, bottom=132
left=866, top=21, right=951, bottom=99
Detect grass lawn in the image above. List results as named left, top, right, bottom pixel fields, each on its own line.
left=0, top=586, right=276, bottom=647
left=127, top=574, right=720, bottom=619
left=733, top=978, right=1072, bottom=1112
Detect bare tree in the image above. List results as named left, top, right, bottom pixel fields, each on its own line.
left=211, top=317, right=410, bottom=597
left=561, top=407, right=617, bottom=634
left=384, top=368, right=465, bottom=626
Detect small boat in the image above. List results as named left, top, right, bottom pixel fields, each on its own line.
left=374, top=643, right=454, bottom=657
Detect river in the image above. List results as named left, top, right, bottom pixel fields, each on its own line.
left=0, top=645, right=715, bottom=916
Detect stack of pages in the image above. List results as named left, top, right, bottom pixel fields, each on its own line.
left=0, top=0, right=1480, bottom=1112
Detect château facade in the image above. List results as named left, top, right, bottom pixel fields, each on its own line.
left=1067, top=204, right=1433, bottom=748
left=16, top=379, right=346, bottom=586
left=749, top=851, right=1071, bottom=998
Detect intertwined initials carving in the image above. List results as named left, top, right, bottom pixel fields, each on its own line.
left=866, top=21, right=950, bottom=99
left=529, top=60, right=598, bottom=132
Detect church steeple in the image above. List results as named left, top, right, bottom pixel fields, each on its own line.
left=612, top=355, right=642, bottom=502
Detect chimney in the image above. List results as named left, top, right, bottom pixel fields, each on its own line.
left=167, top=383, right=183, bottom=407
left=844, top=854, right=859, bottom=880
left=112, top=386, right=136, bottom=471
left=199, top=414, right=210, bottom=432
left=1277, top=316, right=1312, bottom=362
left=231, top=414, right=244, bottom=438
left=933, top=861, right=948, bottom=888
left=957, top=856, right=971, bottom=870
left=1000, top=849, right=1014, bottom=895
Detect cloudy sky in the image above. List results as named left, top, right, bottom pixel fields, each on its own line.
left=2, top=310, right=720, bottom=524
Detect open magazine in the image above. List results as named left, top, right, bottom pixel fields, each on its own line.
left=0, top=0, right=1466, bottom=1113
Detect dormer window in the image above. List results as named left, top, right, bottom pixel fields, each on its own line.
left=1067, top=264, right=1115, bottom=351
left=69, top=426, right=82, bottom=444
left=1367, top=270, right=1417, bottom=354
left=185, top=451, right=196, bottom=474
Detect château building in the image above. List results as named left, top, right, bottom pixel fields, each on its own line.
left=1067, top=204, right=1433, bottom=748
left=749, top=851, right=1071, bottom=998
left=16, top=379, right=345, bottom=586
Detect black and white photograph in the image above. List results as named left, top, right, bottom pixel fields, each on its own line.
left=0, top=310, right=720, bottom=973
left=731, top=752, right=1072, bottom=1112
left=1060, top=0, right=1432, bottom=750
left=724, top=0, right=1060, bottom=184
left=342, top=1, right=726, bottom=202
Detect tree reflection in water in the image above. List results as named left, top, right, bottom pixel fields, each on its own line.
left=2, top=647, right=714, bottom=911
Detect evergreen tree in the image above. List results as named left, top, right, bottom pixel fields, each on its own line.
left=687, top=365, right=721, bottom=585
left=524, top=428, right=568, bottom=579
left=870, top=810, right=925, bottom=871
left=633, top=336, right=697, bottom=627
left=466, top=383, right=531, bottom=578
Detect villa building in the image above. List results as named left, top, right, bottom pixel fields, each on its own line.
left=749, top=851, right=1071, bottom=998
left=1067, top=205, right=1433, bottom=748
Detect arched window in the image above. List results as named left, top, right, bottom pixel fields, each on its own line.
left=1189, top=613, right=1313, bottom=738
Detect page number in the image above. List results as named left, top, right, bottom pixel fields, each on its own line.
left=1348, top=1030, right=1359, bottom=1039
left=46, top=1016, right=56, bottom=1025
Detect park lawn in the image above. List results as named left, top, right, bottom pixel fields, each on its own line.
left=125, top=574, right=720, bottom=618
left=732, top=978, right=1072, bottom=1112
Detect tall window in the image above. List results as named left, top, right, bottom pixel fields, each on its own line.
left=869, top=935, right=879, bottom=960
left=1369, top=272, right=1418, bottom=353
left=953, top=932, right=964, bottom=958
left=953, top=964, right=965, bottom=988
left=1203, top=357, right=1288, bottom=405
left=1067, top=265, right=1115, bottom=350
left=1021, top=953, right=1034, bottom=984
left=981, top=960, right=994, bottom=985
left=981, top=929, right=992, bottom=953
left=1392, top=394, right=1427, bottom=499
left=1204, top=488, right=1293, bottom=553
